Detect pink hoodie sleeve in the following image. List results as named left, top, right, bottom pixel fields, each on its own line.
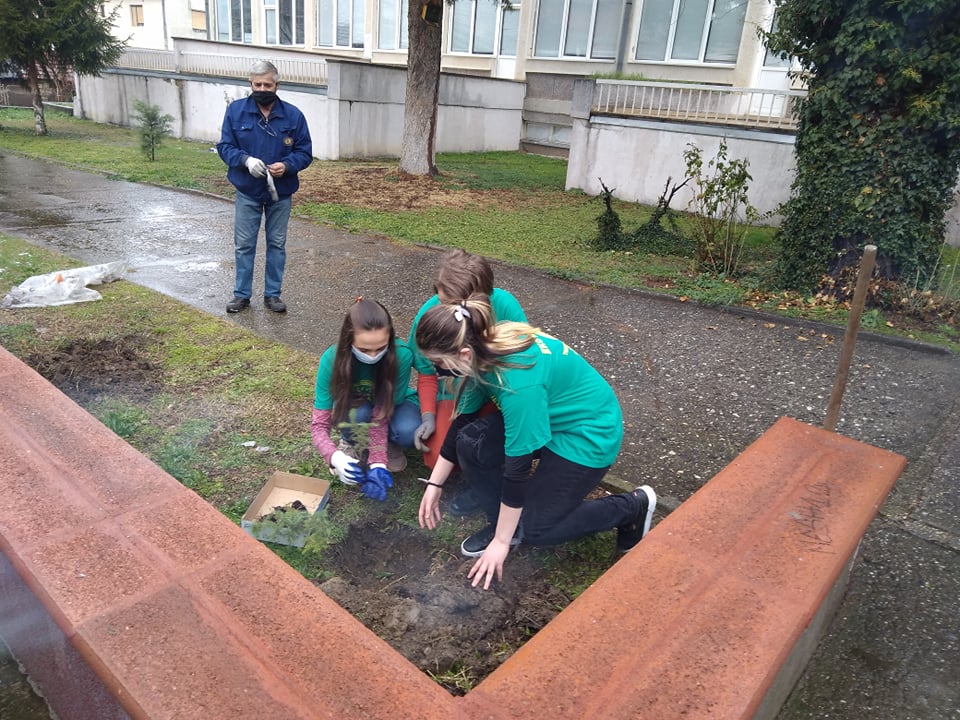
left=366, top=407, right=389, bottom=466
left=310, top=408, right=339, bottom=465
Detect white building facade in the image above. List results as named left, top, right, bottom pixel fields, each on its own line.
left=101, top=0, right=791, bottom=91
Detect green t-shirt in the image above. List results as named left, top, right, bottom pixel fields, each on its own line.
left=461, top=332, right=623, bottom=468
left=313, top=338, right=418, bottom=411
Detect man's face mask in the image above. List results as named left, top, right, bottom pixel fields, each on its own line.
left=352, top=346, right=388, bottom=365
left=251, top=90, right=278, bottom=107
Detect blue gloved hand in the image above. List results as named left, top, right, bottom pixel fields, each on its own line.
left=330, top=450, right=365, bottom=485
left=361, top=464, right=394, bottom=501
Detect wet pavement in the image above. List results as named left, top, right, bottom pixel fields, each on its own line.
left=1, top=151, right=958, bottom=719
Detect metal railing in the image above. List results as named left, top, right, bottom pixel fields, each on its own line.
left=594, top=80, right=805, bottom=132
left=113, top=48, right=327, bottom=86
left=117, top=48, right=177, bottom=73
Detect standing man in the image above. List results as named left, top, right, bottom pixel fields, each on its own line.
left=217, top=59, right=313, bottom=314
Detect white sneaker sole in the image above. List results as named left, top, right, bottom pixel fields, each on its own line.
left=637, top=485, right=657, bottom=537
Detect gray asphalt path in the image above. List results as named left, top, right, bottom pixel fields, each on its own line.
left=1, top=152, right=958, bottom=719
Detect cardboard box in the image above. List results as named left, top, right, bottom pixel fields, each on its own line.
left=241, top=471, right=331, bottom=547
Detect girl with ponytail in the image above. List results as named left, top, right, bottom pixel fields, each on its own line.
left=414, top=294, right=657, bottom=589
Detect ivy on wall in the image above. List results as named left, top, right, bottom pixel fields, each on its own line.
left=766, top=0, right=960, bottom=291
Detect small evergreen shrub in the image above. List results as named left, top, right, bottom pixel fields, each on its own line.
left=131, top=100, right=173, bottom=161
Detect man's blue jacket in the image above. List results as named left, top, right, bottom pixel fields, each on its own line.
left=217, top=95, right=313, bottom=204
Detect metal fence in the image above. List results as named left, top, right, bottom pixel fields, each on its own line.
left=594, top=80, right=805, bottom=132
left=114, top=48, right=328, bottom=86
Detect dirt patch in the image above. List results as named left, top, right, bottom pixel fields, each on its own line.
left=319, top=520, right=571, bottom=693
left=293, top=162, right=551, bottom=213
left=26, top=334, right=162, bottom=405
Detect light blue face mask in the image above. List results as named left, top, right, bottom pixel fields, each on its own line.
left=352, top=345, right=388, bottom=365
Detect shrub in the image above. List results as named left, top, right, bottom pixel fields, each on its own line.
left=131, top=100, right=173, bottom=161
left=591, top=178, right=694, bottom=256
left=765, top=0, right=960, bottom=291
left=682, top=140, right=760, bottom=276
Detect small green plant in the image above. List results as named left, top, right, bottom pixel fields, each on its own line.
left=591, top=180, right=626, bottom=250
left=251, top=503, right=341, bottom=556
left=591, top=177, right=693, bottom=256
left=427, top=663, right=477, bottom=694
left=337, top=408, right=376, bottom=468
left=131, top=100, right=173, bottom=161
left=629, top=177, right=694, bottom=257
left=683, top=139, right=760, bottom=277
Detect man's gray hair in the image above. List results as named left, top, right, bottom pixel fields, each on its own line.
left=250, top=60, right=279, bottom=82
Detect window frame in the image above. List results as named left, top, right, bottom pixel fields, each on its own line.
left=130, top=3, right=144, bottom=26
left=215, top=0, right=252, bottom=43
left=262, top=0, right=305, bottom=45
left=448, top=0, right=520, bottom=57
left=377, top=0, right=409, bottom=50
left=532, top=0, right=619, bottom=60
left=317, top=0, right=364, bottom=48
left=633, top=0, right=748, bottom=66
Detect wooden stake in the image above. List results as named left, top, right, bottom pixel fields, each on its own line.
left=824, top=244, right=878, bottom=432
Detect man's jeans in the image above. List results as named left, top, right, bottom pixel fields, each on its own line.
left=455, top=413, right=638, bottom=546
left=233, top=191, right=291, bottom=299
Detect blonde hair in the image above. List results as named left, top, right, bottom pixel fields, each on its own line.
left=415, top=293, right=538, bottom=380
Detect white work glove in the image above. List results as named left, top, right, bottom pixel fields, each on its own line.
left=245, top=156, right=267, bottom=178
left=330, top=450, right=364, bottom=485
left=413, top=412, right=436, bottom=451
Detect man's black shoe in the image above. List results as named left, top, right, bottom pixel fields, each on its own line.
left=226, top=296, right=250, bottom=313
left=264, top=296, right=287, bottom=313
left=461, top=523, right=521, bottom=558
left=616, top=485, right=657, bottom=553
left=448, top=487, right=482, bottom=517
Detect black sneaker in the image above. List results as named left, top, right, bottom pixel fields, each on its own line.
left=460, top=523, right=521, bottom=558
left=264, top=296, right=287, bottom=313
left=448, top=487, right=482, bottom=517
left=616, top=485, right=657, bottom=553
left=226, top=296, right=250, bottom=313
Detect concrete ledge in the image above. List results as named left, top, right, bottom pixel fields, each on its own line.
left=0, top=345, right=905, bottom=718
left=0, top=346, right=455, bottom=719
left=470, top=417, right=906, bottom=718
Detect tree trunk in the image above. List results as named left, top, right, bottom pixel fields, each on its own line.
left=27, top=64, right=47, bottom=136
left=398, top=0, right=442, bottom=176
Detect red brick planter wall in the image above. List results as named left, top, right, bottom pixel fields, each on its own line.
left=0, top=346, right=905, bottom=719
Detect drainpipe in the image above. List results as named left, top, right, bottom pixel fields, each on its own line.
left=161, top=0, right=170, bottom=50
left=614, top=0, right=632, bottom=75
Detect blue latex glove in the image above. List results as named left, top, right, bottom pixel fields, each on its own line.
left=361, top=464, right=394, bottom=501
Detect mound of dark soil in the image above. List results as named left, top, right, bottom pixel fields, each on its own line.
left=319, top=521, right=570, bottom=693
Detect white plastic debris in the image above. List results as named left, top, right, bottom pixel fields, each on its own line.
left=1, top=261, right=128, bottom=308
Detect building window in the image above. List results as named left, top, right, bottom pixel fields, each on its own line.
left=216, top=0, right=252, bottom=42
left=635, top=0, right=748, bottom=64
left=318, top=0, right=364, bottom=47
left=533, top=0, right=619, bottom=59
left=378, top=0, right=409, bottom=50
left=264, top=0, right=305, bottom=45
left=450, top=0, right=519, bottom=57
left=130, top=3, right=144, bottom=26
left=191, top=9, right=207, bottom=31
